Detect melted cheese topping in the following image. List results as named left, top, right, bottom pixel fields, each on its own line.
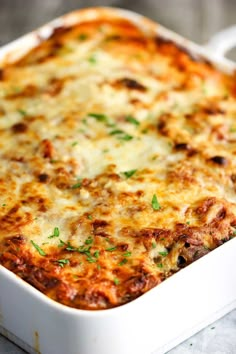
left=0, top=12, right=236, bottom=310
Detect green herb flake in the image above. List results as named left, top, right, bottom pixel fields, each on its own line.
left=106, top=246, right=117, bottom=252
left=97, top=264, right=101, bottom=270
left=58, top=239, right=66, bottom=247
left=78, top=33, right=88, bottom=41
left=94, top=250, right=100, bottom=258
left=141, top=129, right=148, bottom=134
left=86, top=255, right=97, bottom=263
left=119, top=134, right=133, bottom=141
left=88, top=113, right=108, bottom=122
left=78, top=245, right=91, bottom=254
left=233, top=229, right=236, bottom=235
left=18, top=109, right=27, bottom=116
left=119, top=258, right=128, bottom=266
left=71, top=182, right=81, bottom=189
left=186, top=221, right=190, bottom=225
left=66, top=242, right=78, bottom=251
left=152, top=242, right=157, bottom=249
left=123, top=169, right=137, bottom=178
left=126, top=116, right=140, bottom=126
left=48, top=227, right=60, bottom=239
left=85, top=236, right=93, bottom=245
left=123, top=251, right=132, bottom=257
left=110, top=129, right=124, bottom=135
left=71, top=141, right=78, bottom=147
left=56, top=259, right=70, bottom=267
left=88, top=54, right=97, bottom=64
left=31, top=240, right=46, bottom=256
left=157, top=263, right=163, bottom=268
left=114, top=278, right=120, bottom=285
left=159, top=251, right=168, bottom=257
left=230, top=127, right=236, bottom=133
left=2, top=203, right=6, bottom=207
left=151, top=194, right=161, bottom=211
left=87, top=214, right=93, bottom=220
left=109, top=129, right=133, bottom=141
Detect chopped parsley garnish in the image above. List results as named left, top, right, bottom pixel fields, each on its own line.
left=110, top=129, right=124, bottom=135
left=2, top=203, right=6, bottom=207
left=66, top=242, right=78, bottom=251
left=86, top=255, right=97, bottom=263
left=152, top=242, right=157, bottom=249
left=114, top=278, right=120, bottom=285
left=71, top=141, right=78, bottom=147
left=233, top=229, right=236, bottom=235
left=119, top=258, right=128, bottom=266
left=58, top=239, right=66, bottom=247
left=151, top=194, right=161, bottom=211
left=123, top=251, right=132, bottom=257
left=78, top=33, right=88, bottom=41
left=159, top=251, right=168, bottom=257
left=88, top=54, right=97, bottom=64
left=126, top=116, right=140, bottom=126
left=106, top=246, right=117, bottom=252
left=87, top=215, right=93, bottom=220
left=119, top=134, right=133, bottom=141
left=109, top=129, right=133, bottom=141
left=93, top=250, right=100, bottom=258
left=85, top=236, right=93, bottom=245
left=123, top=169, right=137, bottom=178
left=78, top=245, right=91, bottom=254
left=18, top=109, right=27, bottom=116
left=157, top=263, right=163, bottom=268
left=71, top=182, right=81, bottom=189
left=48, top=227, right=60, bottom=239
left=186, top=221, right=190, bottom=225
left=56, top=259, right=70, bottom=267
left=31, top=240, right=46, bottom=256
left=88, top=113, right=108, bottom=122
left=97, top=264, right=101, bottom=270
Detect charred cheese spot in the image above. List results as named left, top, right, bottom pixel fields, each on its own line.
left=0, top=12, right=235, bottom=310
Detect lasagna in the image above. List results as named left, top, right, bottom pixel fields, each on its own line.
left=0, top=8, right=236, bottom=310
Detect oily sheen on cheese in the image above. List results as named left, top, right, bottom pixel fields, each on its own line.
left=0, top=10, right=236, bottom=310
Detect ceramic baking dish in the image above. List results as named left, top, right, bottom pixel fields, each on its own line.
left=0, top=7, right=236, bottom=354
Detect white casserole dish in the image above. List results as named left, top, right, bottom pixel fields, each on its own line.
left=0, top=7, right=236, bottom=354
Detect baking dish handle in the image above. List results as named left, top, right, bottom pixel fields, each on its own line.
left=205, top=26, right=236, bottom=59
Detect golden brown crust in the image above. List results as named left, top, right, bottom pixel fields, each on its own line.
left=0, top=12, right=236, bottom=310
